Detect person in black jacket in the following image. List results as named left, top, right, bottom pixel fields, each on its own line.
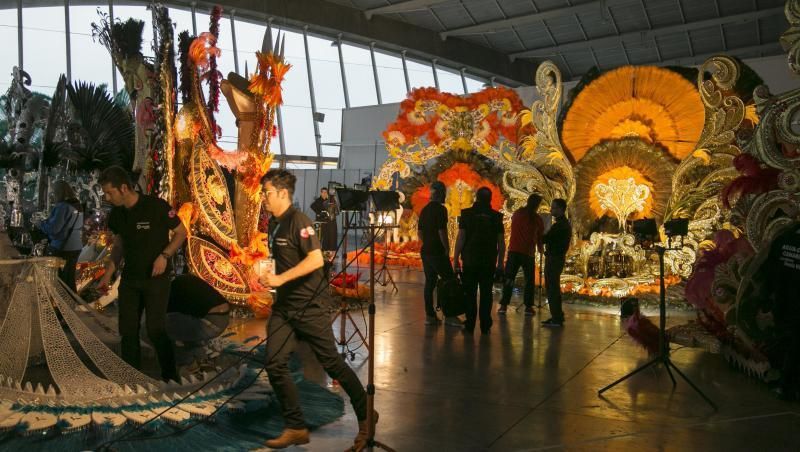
left=309, top=187, right=338, bottom=251
left=542, top=198, right=571, bottom=327
left=454, top=187, right=505, bottom=334
left=418, top=181, right=460, bottom=326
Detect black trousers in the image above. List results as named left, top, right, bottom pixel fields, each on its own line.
left=265, top=307, right=367, bottom=429
left=56, top=249, right=81, bottom=292
left=118, top=276, right=178, bottom=381
left=421, top=254, right=454, bottom=317
left=463, top=265, right=495, bottom=332
left=545, top=255, right=566, bottom=322
left=501, top=252, right=535, bottom=307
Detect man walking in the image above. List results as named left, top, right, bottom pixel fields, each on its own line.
left=454, top=187, right=505, bottom=334
left=418, top=181, right=460, bottom=326
left=499, top=194, right=544, bottom=316
left=542, top=198, right=571, bottom=327
left=257, top=169, right=372, bottom=450
left=97, top=166, right=186, bottom=382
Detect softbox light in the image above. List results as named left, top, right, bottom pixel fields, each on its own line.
left=336, top=188, right=368, bottom=212
left=664, top=218, right=689, bottom=237
left=369, top=191, right=400, bottom=212
left=632, top=218, right=658, bottom=242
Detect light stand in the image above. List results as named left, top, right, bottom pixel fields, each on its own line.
left=536, top=248, right=546, bottom=310
left=331, top=209, right=369, bottom=360
left=598, top=225, right=716, bottom=409
left=363, top=223, right=395, bottom=452
left=516, top=249, right=545, bottom=313
left=369, top=191, right=400, bottom=294
left=373, top=215, right=398, bottom=293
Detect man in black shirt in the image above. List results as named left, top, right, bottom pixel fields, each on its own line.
left=166, top=274, right=230, bottom=370
left=97, top=166, right=187, bottom=381
left=454, top=187, right=505, bottom=334
left=257, top=169, right=370, bottom=450
left=542, top=198, right=571, bottom=327
left=418, top=181, right=459, bottom=326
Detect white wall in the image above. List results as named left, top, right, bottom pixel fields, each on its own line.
left=741, top=54, right=799, bottom=95
left=339, top=103, right=403, bottom=174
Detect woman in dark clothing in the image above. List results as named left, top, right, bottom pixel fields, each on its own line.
left=310, top=187, right=338, bottom=251
left=39, top=180, right=84, bottom=291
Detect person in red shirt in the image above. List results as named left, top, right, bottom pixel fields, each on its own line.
left=499, top=194, right=544, bottom=316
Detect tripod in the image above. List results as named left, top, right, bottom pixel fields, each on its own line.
left=374, top=224, right=398, bottom=293
left=331, top=210, right=370, bottom=359
left=361, top=223, right=395, bottom=451
left=598, top=244, right=716, bottom=409
left=535, top=249, right=546, bottom=309
left=515, top=249, right=547, bottom=313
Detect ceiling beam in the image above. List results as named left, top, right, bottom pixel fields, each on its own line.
left=561, top=42, right=784, bottom=80
left=364, top=0, right=451, bottom=20
left=441, top=0, right=637, bottom=39
left=511, top=6, right=784, bottom=60
left=653, top=42, right=783, bottom=69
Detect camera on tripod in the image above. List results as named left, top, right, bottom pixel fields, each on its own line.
left=632, top=218, right=690, bottom=248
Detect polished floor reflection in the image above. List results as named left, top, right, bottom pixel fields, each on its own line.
left=237, top=268, right=799, bottom=451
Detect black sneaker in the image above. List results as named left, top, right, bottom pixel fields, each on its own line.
left=541, top=318, right=563, bottom=327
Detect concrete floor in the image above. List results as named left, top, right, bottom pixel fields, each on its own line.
left=234, top=268, right=800, bottom=451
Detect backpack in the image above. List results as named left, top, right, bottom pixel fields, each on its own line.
left=436, top=275, right=466, bottom=317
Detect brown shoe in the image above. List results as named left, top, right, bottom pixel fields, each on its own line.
left=348, top=411, right=379, bottom=451
left=264, top=428, right=310, bottom=449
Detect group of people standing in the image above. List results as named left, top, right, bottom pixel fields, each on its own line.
left=418, top=181, right=572, bottom=334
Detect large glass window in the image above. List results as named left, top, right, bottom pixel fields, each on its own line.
left=437, top=65, right=464, bottom=95
left=233, top=18, right=265, bottom=80
left=374, top=49, right=407, bottom=103
left=70, top=5, right=113, bottom=89
left=406, top=56, right=435, bottom=90
left=306, top=32, right=344, bottom=158
left=2, top=2, right=508, bottom=169
left=22, top=5, right=67, bottom=92
left=286, top=161, right=316, bottom=169
left=167, top=6, right=193, bottom=37
left=465, top=74, right=486, bottom=93
left=274, top=26, right=316, bottom=156
left=0, top=7, right=19, bottom=93
left=341, top=43, right=377, bottom=107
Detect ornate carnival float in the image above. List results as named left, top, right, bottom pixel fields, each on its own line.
left=372, top=0, right=800, bottom=387
left=375, top=53, right=761, bottom=300
left=0, top=5, right=342, bottom=444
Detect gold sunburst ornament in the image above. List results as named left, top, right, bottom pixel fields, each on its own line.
left=593, top=177, right=651, bottom=229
